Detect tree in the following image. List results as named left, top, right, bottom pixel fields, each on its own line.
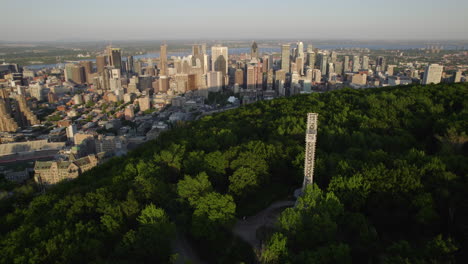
left=114, top=204, right=175, bottom=263
left=191, top=192, right=236, bottom=240
left=261, top=233, right=288, bottom=264
left=177, top=172, right=213, bottom=206
left=228, top=167, right=260, bottom=197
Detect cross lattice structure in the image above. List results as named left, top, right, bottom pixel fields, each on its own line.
left=302, top=113, right=318, bottom=191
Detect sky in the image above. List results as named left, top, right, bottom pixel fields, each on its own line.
left=2, top=0, right=468, bottom=41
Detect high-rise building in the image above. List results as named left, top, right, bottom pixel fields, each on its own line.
left=138, top=96, right=151, bottom=111
left=344, top=56, right=350, bottom=73
left=188, top=74, right=197, bottom=91
left=281, top=44, right=291, bottom=73
left=211, top=46, right=228, bottom=76
left=262, top=55, right=272, bottom=72
left=175, top=74, right=188, bottom=93
left=0, top=98, right=19, bottom=132
left=15, top=95, right=40, bottom=127
left=352, top=55, right=360, bottom=72
left=362, top=56, right=369, bottom=70
left=160, top=44, right=168, bottom=76
left=108, top=48, right=122, bottom=71
left=134, top=60, right=142, bottom=75
left=319, top=53, right=328, bottom=76
left=127, top=56, right=134, bottom=73
left=307, top=52, right=316, bottom=67
left=297, top=42, right=304, bottom=59
left=246, top=66, right=256, bottom=90
left=235, top=69, right=244, bottom=87
left=376, top=56, right=386, bottom=71
left=266, top=69, right=274, bottom=90
left=312, top=69, right=321, bottom=83
left=71, top=65, right=86, bottom=84
left=159, top=76, right=169, bottom=92
left=64, top=63, right=74, bottom=82
left=96, top=55, right=106, bottom=74
left=275, top=69, right=286, bottom=84
left=330, top=51, right=337, bottom=63
left=201, top=43, right=207, bottom=55
left=422, top=64, right=443, bottom=85
left=251, top=41, right=258, bottom=60
left=207, top=71, right=222, bottom=92
left=327, top=63, right=335, bottom=76
left=29, top=83, right=43, bottom=101
left=334, top=61, right=343, bottom=76
left=296, top=57, right=304, bottom=76
left=66, top=124, right=77, bottom=142
left=452, top=70, right=462, bottom=83
left=386, top=65, right=395, bottom=76
left=192, top=44, right=202, bottom=56
left=79, top=61, right=93, bottom=83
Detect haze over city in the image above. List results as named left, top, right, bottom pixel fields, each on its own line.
left=2, top=0, right=468, bottom=41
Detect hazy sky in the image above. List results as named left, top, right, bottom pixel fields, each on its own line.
left=2, top=0, right=468, bottom=41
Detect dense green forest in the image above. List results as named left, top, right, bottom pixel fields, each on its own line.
left=0, top=83, right=467, bottom=263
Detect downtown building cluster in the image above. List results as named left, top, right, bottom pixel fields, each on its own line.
left=0, top=40, right=466, bottom=188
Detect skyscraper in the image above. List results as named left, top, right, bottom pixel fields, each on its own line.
left=297, top=42, right=304, bottom=59
left=201, top=43, right=207, bottom=55
left=452, top=70, right=462, bottom=83
left=79, top=61, right=93, bottom=83
left=376, top=56, right=386, bottom=71
left=96, top=55, right=106, bottom=74
left=64, top=63, right=74, bottom=82
left=296, top=57, right=304, bottom=76
left=127, top=56, right=134, bottom=73
left=246, top=65, right=256, bottom=90
left=0, top=98, right=19, bottom=132
left=262, top=55, right=272, bottom=72
left=422, top=64, right=443, bottom=85
left=330, top=51, right=337, bottom=63
left=207, top=71, right=222, bottom=92
left=352, top=55, right=360, bottom=72
left=108, top=48, right=122, bottom=71
left=71, top=65, right=86, bottom=84
left=362, top=56, right=369, bottom=70
left=344, top=56, right=350, bottom=72
left=235, top=69, right=244, bottom=87
left=319, top=53, right=328, bottom=76
left=327, top=62, right=335, bottom=76
left=192, top=44, right=202, bottom=56
left=211, top=46, right=228, bottom=76
left=307, top=52, right=316, bottom=67
left=281, top=44, right=291, bottom=73
left=15, top=95, right=40, bottom=127
left=159, top=44, right=168, bottom=76
left=251, top=41, right=258, bottom=60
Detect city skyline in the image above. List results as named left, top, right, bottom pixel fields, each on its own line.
left=2, top=0, right=468, bottom=41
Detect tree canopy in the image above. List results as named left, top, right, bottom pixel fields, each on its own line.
left=1, top=83, right=467, bottom=263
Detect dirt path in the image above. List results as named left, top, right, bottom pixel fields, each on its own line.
left=232, top=200, right=295, bottom=249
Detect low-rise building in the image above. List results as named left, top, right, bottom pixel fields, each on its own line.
left=34, top=152, right=106, bottom=188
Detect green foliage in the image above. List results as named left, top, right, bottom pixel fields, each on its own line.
left=191, top=192, right=236, bottom=240
left=228, top=167, right=259, bottom=197
left=1, top=83, right=467, bottom=263
left=177, top=172, right=213, bottom=206
left=261, top=233, right=288, bottom=264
